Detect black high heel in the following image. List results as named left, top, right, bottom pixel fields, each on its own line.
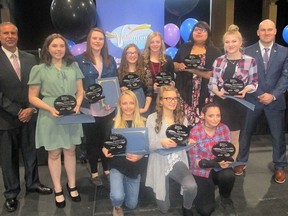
left=54, top=190, right=66, bottom=208
left=66, top=183, right=81, bottom=202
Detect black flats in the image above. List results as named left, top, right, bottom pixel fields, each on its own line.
left=66, top=183, right=81, bottom=202
left=54, top=190, right=66, bottom=208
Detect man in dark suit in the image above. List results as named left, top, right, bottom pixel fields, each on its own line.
left=0, top=22, right=52, bottom=212
left=234, top=19, right=288, bottom=184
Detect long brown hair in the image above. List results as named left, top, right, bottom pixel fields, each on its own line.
left=40, top=33, right=74, bottom=66
left=83, top=27, right=111, bottom=67
left=154, top=85, right=185, bottom=133
left=118, top=43, right=145, bottom=81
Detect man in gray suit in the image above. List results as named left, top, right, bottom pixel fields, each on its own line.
left=0, top=22, right=52, bottom=212
left=234, top=19, right=288, bottom=184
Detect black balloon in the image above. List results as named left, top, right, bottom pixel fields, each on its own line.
left=165, top=0, right=199, bottom=17
left=50, top=0, right=96, bottom=42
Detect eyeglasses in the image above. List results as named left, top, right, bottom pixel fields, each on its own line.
left=162, top=97, right=179, bottom=102
left=126, top=52, right=138, bottom=56
left=193, top=28, right=207, bottom=33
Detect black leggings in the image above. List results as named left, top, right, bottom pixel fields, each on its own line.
left=83, top=111, right=115, bottom=174
left=193, top=168, right=235, bottom=216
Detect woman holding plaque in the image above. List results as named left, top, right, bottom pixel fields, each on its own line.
left=142, top=32, right=175, bottom=113
left=146, top=86, right=197, bottom=216
left=102, top=90, right=146, bottom=216
left=75, top=28, right=118, bottom=186
left=188, top=103, right=236, bottom=216
left=208, top=24, right=258, bottom=160
left=118, top=43, right=153, bottom=116
left=28, top=33, right=84, bottom=208
left=173, top=21, right=222, bottom=127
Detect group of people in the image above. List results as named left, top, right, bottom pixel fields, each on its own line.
left=0, top=17, right=287, bottom=216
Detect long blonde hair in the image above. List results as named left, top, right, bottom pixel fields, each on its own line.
left=155, top=86, right=185, bottom=133
left=114, top=90, right=146, bottom=128
left=142, top=32, right=167, bottom=66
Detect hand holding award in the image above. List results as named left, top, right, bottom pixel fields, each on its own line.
left=212, top=141, right=235, bottom=162
left=166, top=124, right=189, bottom=146
left=54, top=95, right=77, bottom=115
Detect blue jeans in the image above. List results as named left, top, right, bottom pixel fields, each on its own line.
left=110, top=168, right=141, bottom=209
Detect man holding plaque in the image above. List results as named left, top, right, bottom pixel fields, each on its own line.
left=208, top=24, right=258, bottom=161
left=235, top=20, right=288, bottom=184
left=0, top=22, right=52, bottom=212
left=188, top=103, right=236, bottom=216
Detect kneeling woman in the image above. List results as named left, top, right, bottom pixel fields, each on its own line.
left=146, top=86, right=197, bottom=216
left=188, top=103, right=236, bottom=216
left=102, top=90, right=146, bottom=216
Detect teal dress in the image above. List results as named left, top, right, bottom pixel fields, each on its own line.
left=28, top=62, right=84, bottom=151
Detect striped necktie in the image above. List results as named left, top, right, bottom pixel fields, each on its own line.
left=11, top=54, right=21, bottom=80
left=263, top=48, right=270, bottom=70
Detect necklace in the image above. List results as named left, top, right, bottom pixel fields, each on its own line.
left=227, top=59, right=239, bottom=65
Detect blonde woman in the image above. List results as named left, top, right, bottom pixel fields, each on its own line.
left=208, top=24, right=258, bottom=161
left=102, top=90, right=146, bottom=216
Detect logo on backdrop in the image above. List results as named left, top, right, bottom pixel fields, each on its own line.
left=106, top=24, right=153, bottom=50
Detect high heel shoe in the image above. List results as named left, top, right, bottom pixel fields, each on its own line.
left=54, top=190, right=66, bottom=208
left=66, top=183, right=81, bottom=202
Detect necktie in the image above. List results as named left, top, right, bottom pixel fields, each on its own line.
left=11, top=54, right=21, bottom=80
left=263, top=48, right=270, bottom=70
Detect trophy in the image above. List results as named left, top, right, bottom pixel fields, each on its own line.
left=104, top=134, right=127, bottom=155
left=184, top=54, right=202, bottom=69
left=85, top=83, right=105, bottom=103
left=122, top=74, right=142, bottom=90
left=54, top=95, right=77, bottom=115
left=223, top=78, right=245, bottom=95
left=166, top=124, right=189, bottom=146
left=155, top=71, right=173, bottom=86
left=212, top=141, right=235, bottom=162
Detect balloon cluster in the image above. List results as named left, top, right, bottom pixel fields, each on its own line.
left=67, top=40, right=87, bottom=56
left=164, top=0, right=199, bottom=59
left=164, top=18, right=198, bottom=59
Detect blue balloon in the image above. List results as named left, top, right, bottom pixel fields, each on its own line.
left=166, top=47, right=178, bottom=59
left=67, top=40, right=76, bottom=49
left=282, top=25, right=288, bottom=44
left=180, top=18, right=198, bottom=42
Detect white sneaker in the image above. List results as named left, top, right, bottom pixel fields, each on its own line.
left=113, top=207, right=124, bottom=216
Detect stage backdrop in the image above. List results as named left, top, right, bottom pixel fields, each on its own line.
left=96, top=0, right=164, bottom=64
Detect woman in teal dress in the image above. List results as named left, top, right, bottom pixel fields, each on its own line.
left=28, top=34, right=84, bottom=208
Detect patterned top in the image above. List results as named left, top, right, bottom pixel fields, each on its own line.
left=208, top=54, right=258, bottom=95
left=188, top=122, right=230, bottom=178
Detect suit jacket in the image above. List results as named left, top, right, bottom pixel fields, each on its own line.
left=244, top=42, right=288, bottom=110
left=0, top=48, right=37, bottom=130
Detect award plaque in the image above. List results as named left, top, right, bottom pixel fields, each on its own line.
left=54, top=95, right=76, bottom=115
left=166, top=124, right=189, bottom=146
left=104, top=134, right=127, bottom=155
left=212, top=141, right=235, bottom=162
left=184, top=54, right=201, bottom=69
left=85, top=83, right=105, bottom=103
left=155, top=71, right=173, bottom=86
left=122, top=74, right=142, bottom=90
left=223, top=78, right=244, bottom=95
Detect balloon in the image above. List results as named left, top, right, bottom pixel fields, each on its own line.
left=165, top=0, right=199, bottom=17
left=282, top=25, right=288, bottom=44
left=166, top=47, right=178, bottom=59
left=67, top=39, right=76, bottom=49
left=50, top=0, right=97, bottom=42
left=70, top=42, right=87, bottom=56
left=164, top=23, right=180, bottom=47
left=180, top=18, right=198, bottom=42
